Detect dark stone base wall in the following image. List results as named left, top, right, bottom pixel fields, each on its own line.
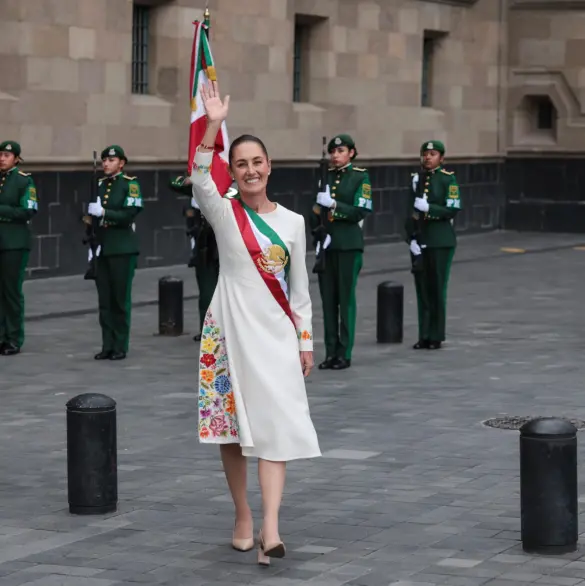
left=505, top=157, right=585, bottom=233
left=27, top=159, right=506, bottom=279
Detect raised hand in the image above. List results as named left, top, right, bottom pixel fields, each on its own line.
left=201, top=79, right=230, bottom=123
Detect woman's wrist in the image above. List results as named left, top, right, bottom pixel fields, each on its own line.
left=206, top=119, right=222, bottom=131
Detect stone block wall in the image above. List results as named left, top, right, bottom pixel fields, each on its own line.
left=507, top=0, right=585, bottom=231
left=0, top=0, right=505, bottom=164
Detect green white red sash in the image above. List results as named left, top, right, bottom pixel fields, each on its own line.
left=230, top=197, right=293, bottom=325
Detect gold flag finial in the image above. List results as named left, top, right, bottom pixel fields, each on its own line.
left=204, top=5, right=210, bottom=20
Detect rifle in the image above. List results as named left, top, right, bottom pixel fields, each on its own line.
left=82, top=150, right=99, bottom=280
left=410, top=170, right=426, bottom=274
left=311, top=136, right=329, bottom=274
left=183, top=203, right=202, bottom=268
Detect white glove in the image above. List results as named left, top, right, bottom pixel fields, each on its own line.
left=87, top=245, right=101, bottom=261
left=411, top=172, right=419, bottom=192
left=88, top=197, right=104, bottom=217
left=414, top=197, right=429, bottom=213
left=410, top=240, right=422, bottom=255
left=191, top=197, right=200, bottom=210
left=315, top=235, right=332, bottom=256
left=316, top=185, right=335, bottom=209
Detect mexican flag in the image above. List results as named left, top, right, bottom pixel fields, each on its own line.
left=187, top=18, right=232, bottom=196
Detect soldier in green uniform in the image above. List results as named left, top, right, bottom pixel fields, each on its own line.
left=169, top=175, right=221, bottom=341
left=405, top=140, right=462, bottom=350
left=0, top=141, right=38, bottom=356
left=310, top=134, right=373, bottom=370
left=87, top=145, right=143, bottom=361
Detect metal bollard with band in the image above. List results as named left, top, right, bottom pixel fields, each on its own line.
left=158, top=276, right=184, bottom=336
left=376, top=281, right=404, bottom=344
left=66, top=393, right=117, bottom=515
left=520, top=417, right=578, bottom=554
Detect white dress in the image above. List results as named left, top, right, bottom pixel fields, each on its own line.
left=190, top=150, right=321, bottom=462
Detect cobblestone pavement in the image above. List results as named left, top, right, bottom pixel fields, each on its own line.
left=2, top=231, right=585, bottom=586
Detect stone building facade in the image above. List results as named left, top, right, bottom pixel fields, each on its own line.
left=0, top=0, right=582, bottom=278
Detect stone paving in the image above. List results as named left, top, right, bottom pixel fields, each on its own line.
left=1, top=231, right=585, bottom=586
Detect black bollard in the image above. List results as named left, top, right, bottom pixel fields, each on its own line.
left=66, top=393, right=117, bottom=515
left=158, top=276, right=183, bottom=336
left=376, top=281, right=403, bottom=343
left=520, top=417, right=578, bottom=554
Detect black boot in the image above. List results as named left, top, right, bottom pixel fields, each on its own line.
left=318, top=357, right=337, bottom=370
left=428, top=341, right=442, bottom=350
left=331, top=358, right=351, bottom=370
left=109, top=351, right=126, bottom=361
left=412, top=340, right=430, bottom=350
left=94, top=350, right=112, bottom=360
left=193, top=333, right=202, bottom=342
left=1, top=342, right=20, bottom=356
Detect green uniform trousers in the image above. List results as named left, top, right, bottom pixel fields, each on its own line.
left=414, top=247, right=455, bottom=342
left=318, top=250, right=363, bottom=360
left=195, top=260, right=219, bottom=332
left=0, top=250, right=29, bottom=348
left=95, top=254, right=137, bottom=353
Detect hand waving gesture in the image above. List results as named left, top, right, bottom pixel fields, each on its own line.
left=201, top=80, right=230, bottom=123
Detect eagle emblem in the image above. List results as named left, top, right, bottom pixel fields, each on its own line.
left=257, top=244, right=288, bottom=275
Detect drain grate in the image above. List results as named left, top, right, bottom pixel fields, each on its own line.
left=483, top=415, right=585, bottom=431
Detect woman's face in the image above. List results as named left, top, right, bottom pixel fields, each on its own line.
left=230, top=142, right=271, bottom=196
left=421, top=150, right=443, bottom=170
left=329, top=146, right=354, bottom=168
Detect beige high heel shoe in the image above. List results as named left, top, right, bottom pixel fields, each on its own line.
left=257, top=530, right=285, bottom=566
left=232, top=524, right=254, bottom=552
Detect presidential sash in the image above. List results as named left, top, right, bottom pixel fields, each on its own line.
left=230, top=198, right=294, bottom=325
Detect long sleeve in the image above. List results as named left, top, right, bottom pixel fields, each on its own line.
left=103, top=207, right=140, bottom=226
left=169, top=176, right=192, bottom=196
left=0, top=204, right=35, bottom=223
left=289, top=214, right=313, bottom=351
left=103, top=179, right=143, bottom=226
left=0, top=176, right=38, bottom=223
left=189, top=150, right=230, bottom=228
left=427, top=175, right=462, bottom=220
left=331, top=171, right=373, bottom=223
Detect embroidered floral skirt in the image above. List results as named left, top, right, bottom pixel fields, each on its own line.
left=198, top=310, right=239, bottom=442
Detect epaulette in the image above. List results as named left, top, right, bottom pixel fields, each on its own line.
left=353, top=167, right=367, bottom=172
left=18, top=171, right=31, bottom=177
left=440, top=169, right=454, bottom=175
left=123, top=174, right=137, bottom=180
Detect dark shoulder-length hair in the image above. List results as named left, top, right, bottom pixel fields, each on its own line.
left=228, top=134, right=269, bottom=165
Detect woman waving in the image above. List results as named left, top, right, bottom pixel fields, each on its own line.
left=190, top=80, right=321, bottom=565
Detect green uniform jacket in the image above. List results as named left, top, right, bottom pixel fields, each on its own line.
left=98, top=173, right=143, bottom=256
left=404, top=166, right=462, bottom=248
left=0, top=167, right=38, bottom=251
left=169, top=176, right=219, bottom=264
left=309, top=163, right=373, bottom=251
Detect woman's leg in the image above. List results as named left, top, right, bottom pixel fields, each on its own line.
left=220, top=444, right=253, bottom=539
left=258, top=458, right=286, bottom=545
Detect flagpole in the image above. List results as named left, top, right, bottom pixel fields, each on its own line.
left=203, top=4, right=210, bottom=38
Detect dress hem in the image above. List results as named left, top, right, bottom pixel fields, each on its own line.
left=199, top=437, right=241, bottom=445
